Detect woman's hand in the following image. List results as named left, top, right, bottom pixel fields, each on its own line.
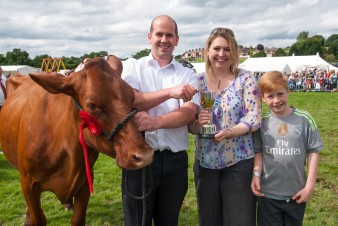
left=188, top=109, right=212, bottom=134
left=213, top=128, right=233, bottom=143
left=198, top=109, right=212, bottom=125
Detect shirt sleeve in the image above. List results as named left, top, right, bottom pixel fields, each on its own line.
left=253, top=129, right=263, bottom=153
left=240, top=71, right=262, bottom=132
left=186, top=70, right=199, bottom=106
left=305, top=113, right=324, bottom=153
left=121, top=58, right=140, bottom=90
left=1, top=74, right=6, bottom=87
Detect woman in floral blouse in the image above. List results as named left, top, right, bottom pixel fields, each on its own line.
left=189, top=28, right=261, bottom=226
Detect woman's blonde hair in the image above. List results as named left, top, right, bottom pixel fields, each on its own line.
left=204, top=28, right=240, bottom=75
left=258, top=71, right=289, bottom=95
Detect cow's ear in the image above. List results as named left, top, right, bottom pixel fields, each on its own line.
left=29, top=72, right=71, bottom=94
left=106, top=55, right=123, bottom=76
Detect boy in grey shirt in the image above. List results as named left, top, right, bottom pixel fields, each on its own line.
left=251, top=71, right=323, bottom=226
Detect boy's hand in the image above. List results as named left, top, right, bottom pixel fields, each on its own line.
left=251, top=177, right=264, bottom=196
left=292, top=187, right=313, bottom=204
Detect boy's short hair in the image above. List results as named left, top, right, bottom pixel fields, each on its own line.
left=258, top=71, right=290, bottom=95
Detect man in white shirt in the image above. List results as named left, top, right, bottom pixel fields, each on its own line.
left=0, top=66, right=7, bottom=109
left=121, top=15, right=198, bottom=226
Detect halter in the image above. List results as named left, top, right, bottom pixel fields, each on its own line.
left=73, top=98, right=137, bottom=145
left=73, top=98, right=137, bottom=193
left=102, top=109, right=137, bottom=145
left=74, top=98, right=152, bottom=226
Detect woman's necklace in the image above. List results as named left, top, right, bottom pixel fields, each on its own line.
left=217, top=79, right=222, bottom=89
left=217, top=75, right=228, bottom=89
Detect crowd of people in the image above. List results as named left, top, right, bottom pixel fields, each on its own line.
left=255, top=69, right=338, bottom=92
left=288, top=69, right=338, bottom=92
left=0, top=14, right=327, bottom=226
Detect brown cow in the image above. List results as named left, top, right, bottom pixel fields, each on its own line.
left=0, top=57, right=153, bottom=225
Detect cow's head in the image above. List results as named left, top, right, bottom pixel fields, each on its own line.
left=29, top=57, right=153, bottom=170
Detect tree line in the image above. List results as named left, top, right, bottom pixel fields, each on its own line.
left=244, top=32, right=338, bottom=65
left=0, top=50, right=111, bottom=71
left=0, top=31, right=337, bottom=70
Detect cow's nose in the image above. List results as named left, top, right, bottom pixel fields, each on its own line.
left=132, top=151, right=153, bottom=167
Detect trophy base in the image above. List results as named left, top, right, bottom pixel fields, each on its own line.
left=200, top=124, right=216, bottom=139
left=199, top=134, right=215, bottom=138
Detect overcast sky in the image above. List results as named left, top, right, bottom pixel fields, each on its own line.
left=0, top=0, right=337, bottom=59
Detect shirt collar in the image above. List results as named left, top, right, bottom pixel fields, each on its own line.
left=146, top=54, right=177, bottom=70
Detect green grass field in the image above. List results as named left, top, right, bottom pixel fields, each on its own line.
left=0, top=92, right=337, bottom=225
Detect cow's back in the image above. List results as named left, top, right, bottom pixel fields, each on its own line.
left=0, top=74, right=75, bottom=169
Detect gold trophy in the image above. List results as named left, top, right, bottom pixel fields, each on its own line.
left=199, top=91, right=217, bottom=138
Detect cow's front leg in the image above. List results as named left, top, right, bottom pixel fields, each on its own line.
left=71, top=184, right=90, bottom=226
left=21, top=175, right=47, bottom=226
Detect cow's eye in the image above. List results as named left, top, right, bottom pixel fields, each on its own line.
left=86, top=103, right=96, bottom=110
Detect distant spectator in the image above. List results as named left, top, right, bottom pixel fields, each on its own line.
left=329, top=71, right=337, bottom=90
left=318, top=74, right=324, bottom=91
left=288, top=73, right=296, bottom=91
left=322, top=70, right=327, bottom=80
left=326, top=70, right=334, bottom=79
left=305, top=75, right=313, bottom=90
left=0, top=66, right=7, bottom=108
left=295, top=77, right=303, bottom=91
left=314, top=81, right=320, bottom=91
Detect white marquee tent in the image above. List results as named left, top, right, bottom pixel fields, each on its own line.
left=239, top=62, right=292, bottom=74
left=0, top=65, right=39, bottom=76
left=192, top=61, right=292, bottom=74
left=239, top=53, right=338, bottom=73
left=191, top=53, right=338, bottom=74
left=191, top=62, right=206, bottom=73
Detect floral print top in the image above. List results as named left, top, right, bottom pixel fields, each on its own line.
left=195, top=70, right=261, bottom=169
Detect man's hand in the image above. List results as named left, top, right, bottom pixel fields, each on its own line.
left=169, top=84, right=197, bottom=102
left=134, top=111, right=159, bottom=132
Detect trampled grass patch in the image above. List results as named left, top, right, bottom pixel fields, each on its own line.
left=0, top=92, right=337, bottom=225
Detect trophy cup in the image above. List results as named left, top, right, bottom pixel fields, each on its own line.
left=199, top=91, right=217, bottom=138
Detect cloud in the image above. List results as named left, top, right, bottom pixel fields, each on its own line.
left=0, top=0, right=337, bottom=59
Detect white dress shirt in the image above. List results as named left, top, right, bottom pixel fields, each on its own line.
left=122, top=55, right=199, bottom=152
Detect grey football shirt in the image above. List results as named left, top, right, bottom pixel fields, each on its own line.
left=254, top=107, right=323, bottom=198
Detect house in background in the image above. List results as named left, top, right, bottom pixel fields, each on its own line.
left=181, top=48, right=205, bottom=60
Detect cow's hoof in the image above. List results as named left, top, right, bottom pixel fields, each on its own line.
left=64, top=202, right=74, bottom=211
left=24, top=212, right=30, bottom=226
